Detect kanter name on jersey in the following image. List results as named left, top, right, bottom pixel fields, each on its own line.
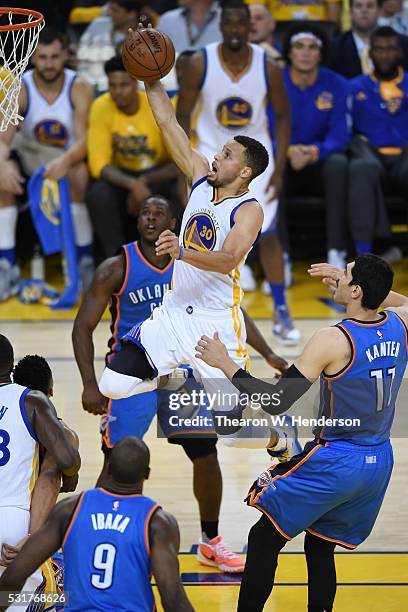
left=366, top=341, right=401, bottom=363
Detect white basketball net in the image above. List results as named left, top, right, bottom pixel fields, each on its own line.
left=0, top=9, right=44, bottom=131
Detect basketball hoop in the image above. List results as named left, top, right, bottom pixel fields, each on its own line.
left=0, top=7, right=44, bottom=131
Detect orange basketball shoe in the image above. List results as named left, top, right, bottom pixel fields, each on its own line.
left=197, top=535, right=245, bottom=573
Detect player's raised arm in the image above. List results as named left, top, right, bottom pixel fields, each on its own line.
left=25, top=391, right=81, bottom=477
left=150, top=509, right=194, bottom=612
left=142, top=77, right=209, bottom=185
left=72, top=255, right=124, bottom=415
left=0, top=497, right=78, bottom=610
left=380, top=291, right=408, bottom=326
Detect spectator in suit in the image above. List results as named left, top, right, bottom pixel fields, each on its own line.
left=330, top=0, right=408, bottom=77
left=348, top=26, right=408, bottom=255
left=280, top=24, right=350, bottom=268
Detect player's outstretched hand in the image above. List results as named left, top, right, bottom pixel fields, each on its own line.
left=195, top=332, right=229, bottom=368
left=308, top=262, right=343, bottom=288
left=82, top=383, right=107, bottom=416
left=60, top=473, right=79, bottom=493
left=155, top=229, right=180, bottom=259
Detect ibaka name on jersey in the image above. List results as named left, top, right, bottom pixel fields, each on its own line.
left=91, top=512, right=131, bottom=533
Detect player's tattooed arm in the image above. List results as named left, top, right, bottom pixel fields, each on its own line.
left=73, top=255, right=124, bottom=415
left=176, top=50, right=204, bottom=138
left=150, top=509, right=194, bottom=612
left=25, top=391, right=81, bottom=477
left=242, top=308, right=288, bottom=373
left=144, top=79, right=209, bottom=186
left=0, top=497, right=79, bottom=607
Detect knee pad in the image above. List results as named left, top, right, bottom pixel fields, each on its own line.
left=98, top=367, right=157, bottom=399
left=169, top=436, right=217, bottom=461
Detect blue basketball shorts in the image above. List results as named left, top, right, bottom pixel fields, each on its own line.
left=101, top=391, right=157, bottom=450
left=245, top=439, right=394, bottom=548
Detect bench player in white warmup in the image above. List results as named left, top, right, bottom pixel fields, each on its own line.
left=99, top=44, right=296, bottom=453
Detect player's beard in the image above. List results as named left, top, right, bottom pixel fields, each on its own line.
left=36, top=67, right=64, bottom=84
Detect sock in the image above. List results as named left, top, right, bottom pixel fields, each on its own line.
left=355, top=240, right=371, bottom=255
left=0, top=206, right=18, bottom=265
left=71, top=203, right=93, bottom=260
left=77, top=244, right=93, bottom=260
left=269, top=282, right=286, bottom=309
left=201, top=520, right=219, bottom=541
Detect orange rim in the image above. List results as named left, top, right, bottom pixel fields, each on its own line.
left=0, top=8, right=44, bottom=31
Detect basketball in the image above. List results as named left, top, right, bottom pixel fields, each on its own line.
left=122, top=28, right=175, bottom=83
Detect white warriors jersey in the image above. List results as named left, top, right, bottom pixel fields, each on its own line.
left=164, top=177, right=260, bottom=312
left=21, top=68, right=77, bottom=149
left=194, top=43, right=277, bottom=233
left=0, top=384, right=39, bottom=510
left=195, top=42, right=272, bottom=158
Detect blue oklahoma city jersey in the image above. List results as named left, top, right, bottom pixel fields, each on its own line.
left=317, top=311, right=408, bottom=442
left=63, top=488, right=160, bottom=611
left=107, top=241, right=173, bottom=359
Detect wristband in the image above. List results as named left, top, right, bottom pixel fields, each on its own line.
left=178, top=246, right=184, bottom=260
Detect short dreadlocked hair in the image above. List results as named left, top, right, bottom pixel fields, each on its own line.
left=13, top=355, right=52, bottom=396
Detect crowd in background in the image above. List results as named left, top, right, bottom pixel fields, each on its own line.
left=0, top=0, right=407, bottom=306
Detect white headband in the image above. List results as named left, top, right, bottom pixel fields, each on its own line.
left=290, top=32, right=323, bottom=48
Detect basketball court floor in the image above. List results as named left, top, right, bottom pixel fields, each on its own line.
left=1, top=260, right=407, bottom=610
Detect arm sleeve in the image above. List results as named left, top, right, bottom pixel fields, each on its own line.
left=87, top=98, right=113, bottom=178
left=231, top=365, right=312, bottom=415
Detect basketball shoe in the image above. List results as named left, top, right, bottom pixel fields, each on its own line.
left=0, top=259, right=20, bottom=302
left=197, top=535, right=245, bottom=573
left=267, top=416, right=302, bottom=462
left=273, top=305, right=301, bottom=346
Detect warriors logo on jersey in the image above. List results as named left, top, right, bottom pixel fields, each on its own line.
left=34, top=120, right=69, bottom=147
left=183, top=213, right=217, bottom=252
left=216, top=97, right=253, bottom=130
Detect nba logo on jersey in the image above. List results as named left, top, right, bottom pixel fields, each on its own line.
left=183, top=213, right=217, bottom=252
left=113, top=500, right=120, bottom=512
left=377, top=330, right=383, bottom=339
